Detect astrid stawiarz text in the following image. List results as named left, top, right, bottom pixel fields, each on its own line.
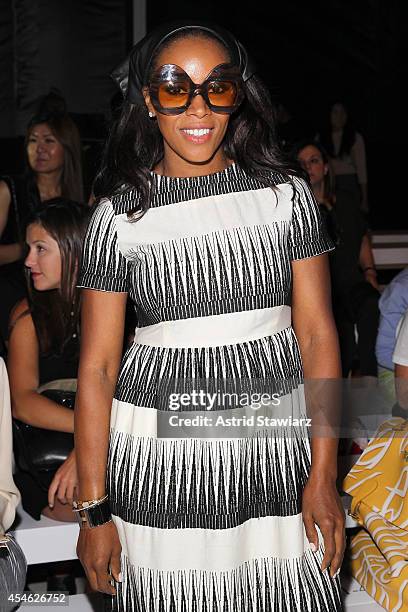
left=168, top=415, right=312, bottom=428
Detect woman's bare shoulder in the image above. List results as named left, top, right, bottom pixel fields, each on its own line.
left=9, top=298, right=33, bottom=331
left=0, top=180, right=11, bottom=202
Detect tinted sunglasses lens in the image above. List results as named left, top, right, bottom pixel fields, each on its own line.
left=207, top=81, right=238, bottom=107
left=157, top=81, right=190, bottom=109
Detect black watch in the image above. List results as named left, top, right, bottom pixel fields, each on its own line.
left=73, top=497, right=112, bottom=529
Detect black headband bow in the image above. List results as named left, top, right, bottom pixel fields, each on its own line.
left=110, top=20, right=256, bottom=104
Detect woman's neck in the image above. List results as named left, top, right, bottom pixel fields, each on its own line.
left=155, top=148, right=231, bottom=178
left=312, top=182, right=325, bottom=204
left=36, top=171, right=63, bottom=201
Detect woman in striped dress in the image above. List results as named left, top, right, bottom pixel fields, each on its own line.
left=75, top=21, right=345, bottom=611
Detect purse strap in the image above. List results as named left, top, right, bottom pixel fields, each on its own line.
left=37, top=378, right=77, bottom=393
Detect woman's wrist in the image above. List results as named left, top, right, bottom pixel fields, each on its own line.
left=73, top=494, right=112, bottom=529
left=308, top=466, right=337, bottom=485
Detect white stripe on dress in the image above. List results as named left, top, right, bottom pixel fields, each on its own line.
left=132, top=305, right=291, bottom=349
left=113, top=513, right=310, bottom=571
left=115, top=183, right=294, bottom=248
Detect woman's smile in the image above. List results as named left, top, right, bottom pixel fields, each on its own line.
left=179, top=125, right=214, bottom=143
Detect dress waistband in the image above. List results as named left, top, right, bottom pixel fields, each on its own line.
left=133, top=305, right=291, bottom=349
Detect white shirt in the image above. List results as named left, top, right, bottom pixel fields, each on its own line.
left=0, top=358, right=20, bottom=533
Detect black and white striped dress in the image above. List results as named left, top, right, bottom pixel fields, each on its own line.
left=79, top=165, right=342, bottom=611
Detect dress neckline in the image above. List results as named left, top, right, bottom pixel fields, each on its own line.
left=150, top=162, right=249, bottom=192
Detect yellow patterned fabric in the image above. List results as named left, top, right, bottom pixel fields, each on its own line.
left=343, top=417, right=408, bottom=611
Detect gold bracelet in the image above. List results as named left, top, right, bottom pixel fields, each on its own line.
left=72, top=495, right=112, bottom=529
left=72, top=493, right=108, bottom=512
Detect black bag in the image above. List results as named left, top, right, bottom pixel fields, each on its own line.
left=12, top=389, right=75, bottom=492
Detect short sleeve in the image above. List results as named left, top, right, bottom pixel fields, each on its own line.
left=392, top=310, right=408, bottom=366
left=78, top=198, right=130, bottom=293
left=288, top=176, right=334, bottom=260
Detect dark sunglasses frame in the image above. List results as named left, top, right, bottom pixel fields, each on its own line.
left=148, top=62, right=245, bottom=115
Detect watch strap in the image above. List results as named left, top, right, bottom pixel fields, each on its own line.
left=73, top=498, right=112, bottom=529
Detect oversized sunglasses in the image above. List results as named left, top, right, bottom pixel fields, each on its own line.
left=148, top=63, right=245, bottom=115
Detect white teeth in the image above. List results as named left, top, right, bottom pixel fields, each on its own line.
left=183, top=128, right=211, bottom=136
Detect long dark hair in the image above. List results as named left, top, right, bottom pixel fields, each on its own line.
left=319, top=101, right=356, bottom=159
left=25, top=101, right=84, bottom=203
left=94, top=29, right=297, bottom=216
left=24, top=199, right=91, bottom=355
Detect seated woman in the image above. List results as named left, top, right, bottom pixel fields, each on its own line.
left=0, top=92, right=84, bottom=354
left=294, top=140, right=380, bottom=378
left=7, top=199, right=90, bottom=523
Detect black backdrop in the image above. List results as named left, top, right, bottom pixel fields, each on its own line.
left=147, top=1, right=407, bottom=229
left=147, top=1, right=405, bottom=142
left=0, top=1, right=406, bottom=226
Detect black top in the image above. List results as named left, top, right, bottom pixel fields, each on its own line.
left=30, top=308, right=80, bottom=385
left=318, top=189, right=367, bottom=295
left=0, top=176, right=41, bottom=349
left=0, top=174, right=40, bottom=286
left=0, top=175, right=40, bottom=248
left=38, top=336, right=79, bottom=386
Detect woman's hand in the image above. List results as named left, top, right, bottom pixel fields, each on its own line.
left=302, top=474, right=346, bottom=578
left=48, top=449, right=78, bottom=508
left=77, top=521, right=122, bottom=595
